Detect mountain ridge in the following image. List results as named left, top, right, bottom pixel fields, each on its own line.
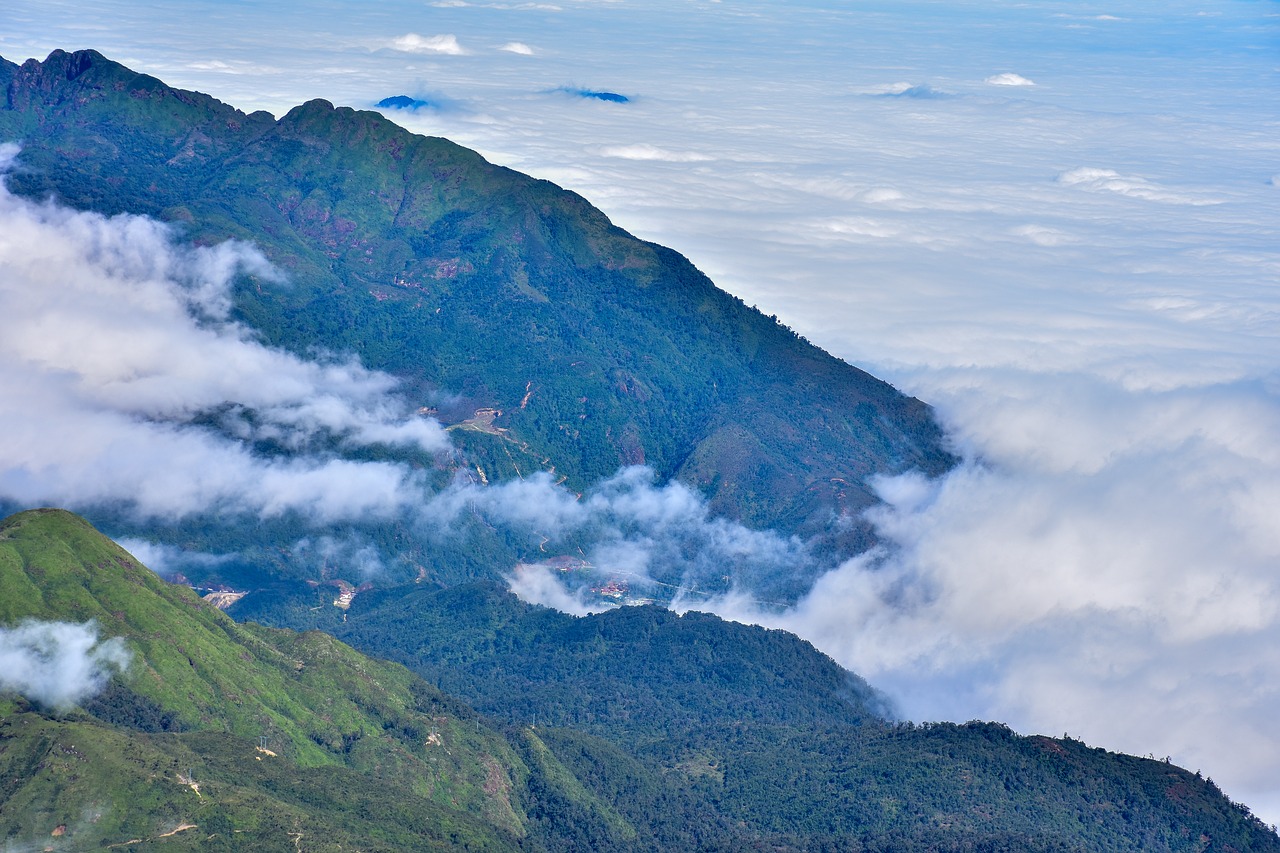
left=0, top=507, right=532, bottom=844
left=3, top=508, right=1278, bottom=852
left=0, top=48, right=953, bottom=572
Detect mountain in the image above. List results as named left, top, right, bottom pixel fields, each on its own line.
left=0, top=48, right=953, bottom=594
left=2, top=50, right=1278, bottom=851
left=3, top=509, right=1277, bottom=852
left=323, top=582, right=1280, bottom=852
left=331, top=581, right=891, bottom=740
left=0, top=508, right=532, bottom=849
left=234, top=575, right=1280, bottom=853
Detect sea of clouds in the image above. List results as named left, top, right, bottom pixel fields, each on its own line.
left=2, top=0, right=1279, bottom=826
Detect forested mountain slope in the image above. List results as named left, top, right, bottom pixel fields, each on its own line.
left=2, top=510, right=1277, bottom=851
left=242, top=575, right=1280, bottom=853
left=0, top=48, right=952, bottom=550
left=0, top=509, right=532, bottom=849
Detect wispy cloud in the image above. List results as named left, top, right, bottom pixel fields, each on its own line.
left=113, top=538, right=233, bottom=580
left=0, top=620, right=131, bottom=711
left=388, top=33, right=468, bottom=55
left=1058, top=167, right=1225, bottom=206
left=985, top=72, right=1035, bottom=86
left=597, top=143, right=711, bottom=162
left=0, top=147, right=444, bottom=522
left=446, top=466, right=813, bottom=599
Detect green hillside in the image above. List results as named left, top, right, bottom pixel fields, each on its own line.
left=0, top=509, right=529, bottom=848
left=2, top=509, right=1278, bottom=851
left=266, top=577, right=1280, bottom=853
left=329, top=581, right=888, bottom=740
left=0, top=48, right=953, bottom=565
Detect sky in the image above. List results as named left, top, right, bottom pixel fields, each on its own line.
left=3, top=0, right=1280, bottom=827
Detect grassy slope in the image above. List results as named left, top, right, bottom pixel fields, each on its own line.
left=0, top=711, right=519, bottom=852
left=0, top=509, right=529, bottom=847
left=2, top=510, right=1278, bottom=851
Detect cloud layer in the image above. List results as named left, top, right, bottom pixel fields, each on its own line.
left=389, top=33, right=468, bottom=55
left=430, top=465, right=813, bottom=604
left=0, top=620, right=131, bottom=710
left=0, top=148, right=444, bottom=523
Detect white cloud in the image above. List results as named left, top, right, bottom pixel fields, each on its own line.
left=433, top=0, right=562, bottom=7
left=389, top=33, right=468, bottom=55
left=290, top=535, right=385, bottom=580
left=1010, top=224, right=1073, bottom=246
left=1057, top=167, right=1225, bottom=206
left=861, top=187, right=904, bottom=204
left=985, top=72, right=1035, bottom=86
left=0, top=155, right=445, bottom=522
left=597, top=143, right=712, bottom=162
left=688, top=367, right=1280, bottom=823
left=113, top=538, right=232, bottom=580
left=445, top=466, right=813, bottom=598
left=0, top=620, right=131, bottom=711
left=185, top=59, right=282, bottom=76
left=499, top=41, right=535, bottom=55
left=507, top=563, right=610, bottom=615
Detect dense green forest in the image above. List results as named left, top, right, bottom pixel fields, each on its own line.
left=0, top=48, right=953, bottom=602
left=3, top=510, right=1275, bottom=851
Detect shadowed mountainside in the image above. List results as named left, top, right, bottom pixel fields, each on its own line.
left=0, top=48, right=953, bottom=557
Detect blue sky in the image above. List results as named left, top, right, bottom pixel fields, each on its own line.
left=3, top=0, right=1280, bottom=827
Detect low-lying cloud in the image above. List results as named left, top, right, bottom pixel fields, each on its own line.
left=598, top=143, right=712, bottom=162
left=1058, top=167, right=1224, bottom=206
left=985, top=72, right=1035, bottom=86
left=388, top=33, right=468, bottom=55
left=678, top=366, right=1280, bottom=820
left=0, top=620, right=131, bottom=711
left=443, top=466, right=813, bottom=601
left=113, top=538, right=234, bottom=580
left=0, top=145, right=444, bottom=522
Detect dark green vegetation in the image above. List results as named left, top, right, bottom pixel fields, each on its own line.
left=0, top=48, right=952, bottom=590
left=378, top=95, right=431, bottom=110
left=282, top=579, right=1280, bottom=852
left=5, top=510, right=1274, bottom=851
left=331, top=581, right=892, bottom=739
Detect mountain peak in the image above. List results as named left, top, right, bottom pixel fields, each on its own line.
left=0, top=49, right=956, bottom=568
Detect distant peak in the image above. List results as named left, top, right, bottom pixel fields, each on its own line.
left=0, top=507, right=97, bottom=538
left=39, top=48, right=110, bottom=81
left=377, top=95, right=431, bottom=110
left=554, top=87, right=630, bottom=103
